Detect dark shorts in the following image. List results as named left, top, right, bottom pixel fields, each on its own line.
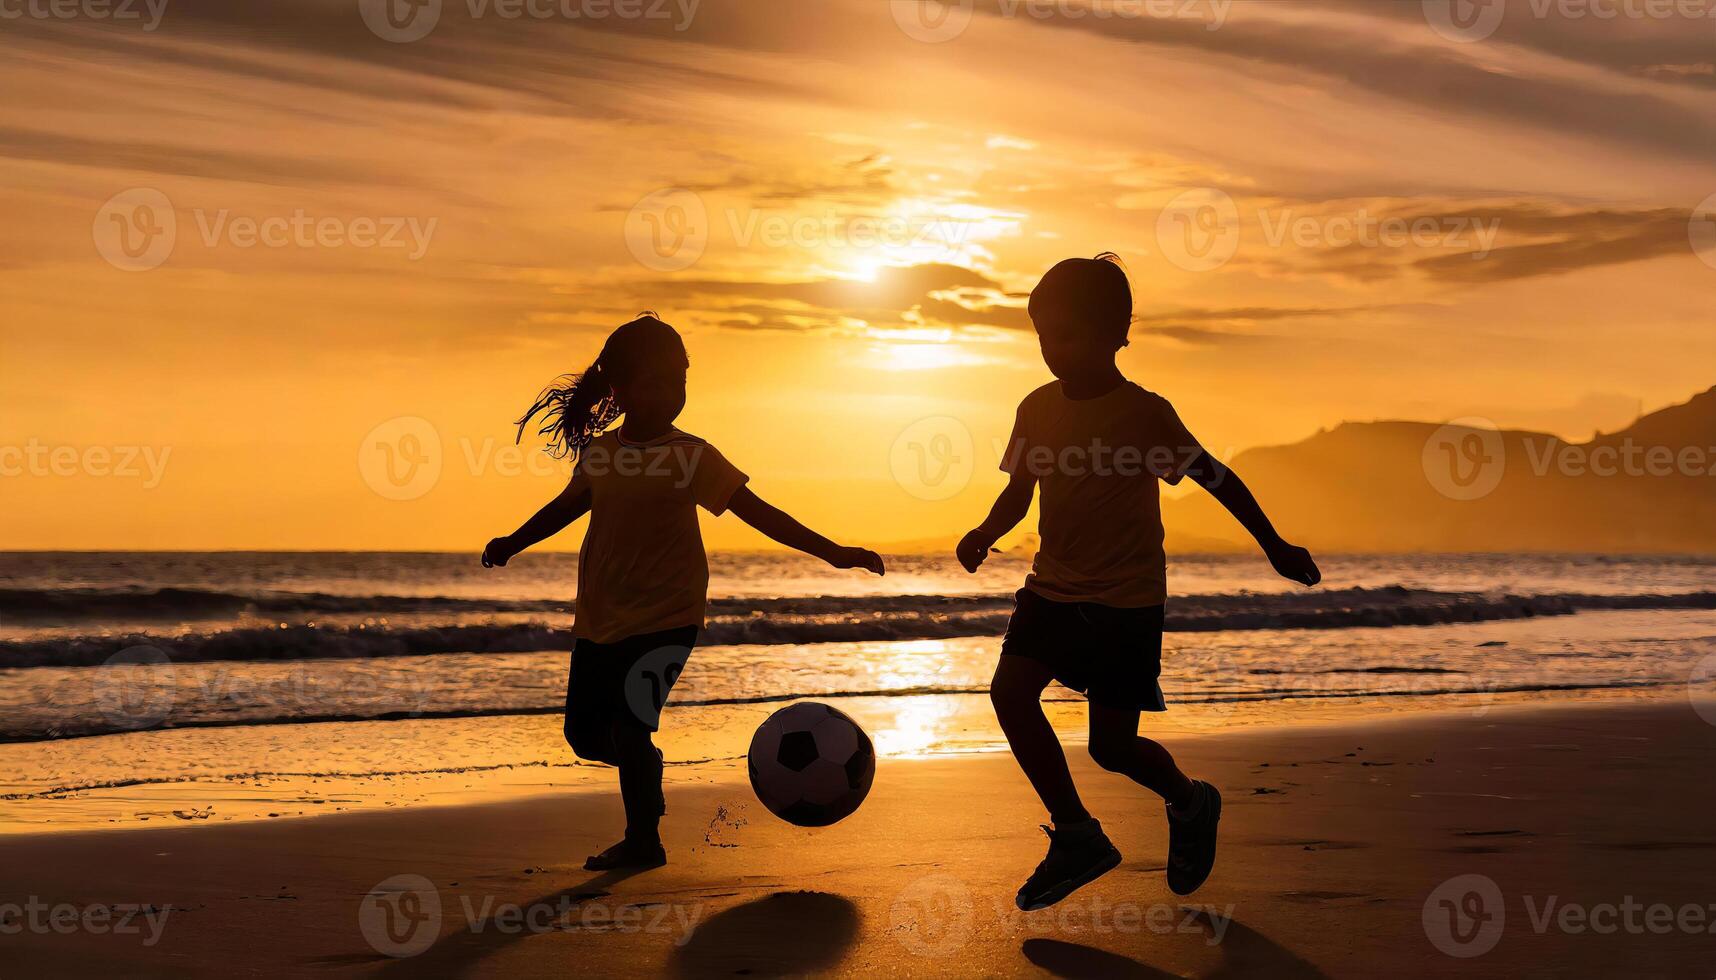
left=565, top=626, right=698, bottom=761
left=1000, top=588, right=1166, bottom=711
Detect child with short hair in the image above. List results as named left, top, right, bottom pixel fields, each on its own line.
left=957, top=256, right=1320, bottom=910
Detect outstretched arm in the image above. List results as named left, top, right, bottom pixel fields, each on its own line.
left=482, top=480, right=592, bottom=567
left=727, top=486, right=884, bottom=575
left=956, top=469, right=1036, bottom=573
left=1182, top=452, right=1320, bottom=586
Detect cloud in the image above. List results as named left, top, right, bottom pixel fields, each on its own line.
left=1219, top=200, right=1698, bottom=285
left=0, top=126, right=414, bottom=189
left=620, top=263, right=1023, bottom=333
left=1409, top=206, right=1693, bottom=283
left=988, top=0, right=1716, bottom=161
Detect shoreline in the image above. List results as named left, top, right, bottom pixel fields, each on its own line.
left=3, top=687, right=1708, bottom=835
left=2, top=697, right=1713, bottom=977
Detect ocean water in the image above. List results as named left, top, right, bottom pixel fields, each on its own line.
left=2, top=551, right=1714, bottom=830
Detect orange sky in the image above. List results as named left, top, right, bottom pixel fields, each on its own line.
left=3, top=0, right=1714, bottom=550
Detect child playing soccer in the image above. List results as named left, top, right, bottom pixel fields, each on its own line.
left=956, top=256, right=1320, bottom=910
left=483, top=314, right=884, bottom=871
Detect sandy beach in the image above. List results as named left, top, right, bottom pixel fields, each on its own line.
left=5, top=697, right=1714, bottom=978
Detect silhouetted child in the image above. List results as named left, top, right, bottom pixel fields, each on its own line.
left=957, top=256, right=1320, bottom=910
left=484, top=314, right=884, bottom=870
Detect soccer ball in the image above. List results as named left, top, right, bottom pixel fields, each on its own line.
left=747, top=702, right=876, bottom=827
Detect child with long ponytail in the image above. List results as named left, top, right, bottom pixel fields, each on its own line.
left=482, top=314, right=884, bottom=870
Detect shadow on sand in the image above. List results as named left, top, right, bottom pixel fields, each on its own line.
left=1023, top=909, right=1327, bottom=979
left=672, top=891, right=860, bottom=977
left=365, top=867, right=650, bottom=977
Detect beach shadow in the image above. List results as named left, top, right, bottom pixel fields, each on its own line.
left=671, top=891, right=859, bottom=977
left=1020, top=909, right=1326, bottom=980
left=1023, top=937, right=1179, bottom=978
left=1189, top=910, right=1327, bottom=980
left=369, top=867, right=650, bottom=978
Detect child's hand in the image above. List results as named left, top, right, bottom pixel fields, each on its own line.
left=481, top=536, right=518, bottom=568
left=956, top=529, right=997, bottom=573
left=1266, top=539, right=1321, bottom=586
left=830, top=546, right=885, bottom=576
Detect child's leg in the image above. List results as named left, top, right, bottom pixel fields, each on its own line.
left=608, top=717, right=666, bottom=842
left=1087, top=703, right=1195, bottom=809
left=990, top=654, right=1090, bottom=826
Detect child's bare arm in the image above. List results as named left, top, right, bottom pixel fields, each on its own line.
left=957, top=469, right=1036, bottom=572
left=482, top=480, right=592, bottom=567
left=727, top=486, right=884, bottom=575
left=1182, top=452, right=1321, bottom=586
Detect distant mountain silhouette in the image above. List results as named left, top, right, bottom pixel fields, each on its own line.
left=1167, top=385, right=1716, bottom=553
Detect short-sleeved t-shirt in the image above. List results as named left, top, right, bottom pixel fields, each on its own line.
left=569, top=427, right=748, bottom=643
left=1001, top=381, right=1199, bottom=608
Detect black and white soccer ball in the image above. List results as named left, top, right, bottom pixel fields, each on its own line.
left=747, top=702, right=875, bottom=827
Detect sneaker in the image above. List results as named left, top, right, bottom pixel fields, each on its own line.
left=584, top=836, right=667, bottom=872
left=1015, top=821, right=1122, bottom=911
left=1166, top=780, right=1221, bottom=895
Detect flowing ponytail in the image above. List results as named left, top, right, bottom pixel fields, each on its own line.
left=515, top=313, right=686, bottom=460
left=515, top=361, right=621, bottom=460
